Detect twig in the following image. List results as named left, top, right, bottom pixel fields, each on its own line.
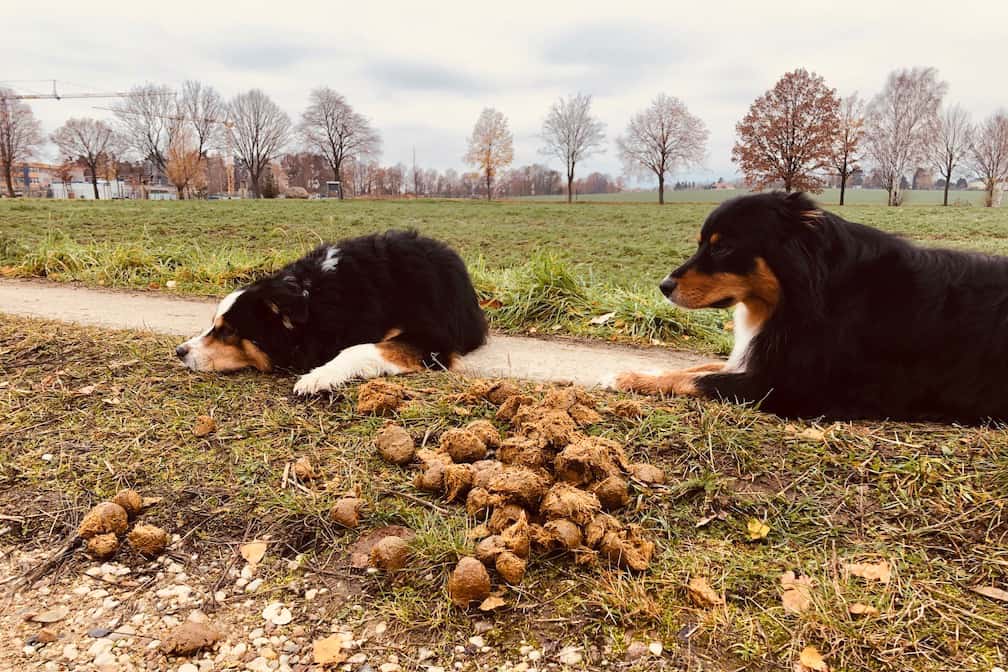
left=377, top=489, right=451, bottom=515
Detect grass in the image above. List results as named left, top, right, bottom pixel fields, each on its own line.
left=520, top=187, right=994, bottom=206
left=3, top=197, right=1008, bottom=352
left=1, top=315, right=1005, bottom=670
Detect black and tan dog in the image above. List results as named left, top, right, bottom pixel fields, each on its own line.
left=611, top=191, right=1008, bottom=422
left=176, top=230, right=487, bottom=394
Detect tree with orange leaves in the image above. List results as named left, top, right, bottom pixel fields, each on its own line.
left=732, top=69, right=840, bottom=193
left=166, top=131, right=206, bottom=199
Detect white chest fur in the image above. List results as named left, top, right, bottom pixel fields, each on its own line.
left=725, top=303, right=760, bottom=373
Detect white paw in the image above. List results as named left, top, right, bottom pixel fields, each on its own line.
left=294, top=365, right=353, bottom=396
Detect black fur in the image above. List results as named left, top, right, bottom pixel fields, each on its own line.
left=686, top=192, right=1008, bottom=422
left=224, top=230, right=487, bottom=371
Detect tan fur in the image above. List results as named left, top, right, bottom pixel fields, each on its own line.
left=375, top=341, right=426, bottom=372
left=615, top=370, right=701, bottom=396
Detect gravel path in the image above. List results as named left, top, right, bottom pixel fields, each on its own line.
left=0, top=279, right=714, bottom=386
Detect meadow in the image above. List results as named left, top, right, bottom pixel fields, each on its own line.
left=521, top=187, right=993, bottom=206
left=3, top=196, right=1008, bottom=352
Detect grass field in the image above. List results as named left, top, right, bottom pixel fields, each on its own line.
left=2, top=197, right=1008, bottom=352
left=522, top=188, right=994, bottom=206
left=1, top=315, right=1005, bottom=671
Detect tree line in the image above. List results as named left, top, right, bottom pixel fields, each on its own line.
left=1, top=67, right=1006, bottom=205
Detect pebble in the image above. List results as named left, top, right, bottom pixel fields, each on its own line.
left=379, top=665, right=402, bottom=672
left=246, top=578, right=264, bottom=593
left=62, top=644, right=79, bottom=661
left=245, top=657, right=272, bottom=672
left=418, top=648, right=434, bottom=662
left=178, top=665, right=198, bottom=672
left=468, top=636, right=485, bottom=649
left=625, top=641, right=648, bottom=661
left=348, top=653, right=368, bottom=664
left=93, top=651, right=116, bottom=668
left=214, top=590, right=228, bottom=602
left=231, top=642, right=248, bottom=659
left=558, top=646, right=582, bottom=665
left=648, top=641, right=663, bottom=656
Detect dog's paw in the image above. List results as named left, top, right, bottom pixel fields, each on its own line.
left=294, top=366, right=350, bottom=396
left=598, top=371, right=635, bottom=391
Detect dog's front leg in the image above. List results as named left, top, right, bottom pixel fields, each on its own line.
left=609, top=369, right=706, bottom=396
left=293, top=341, right=424, bottom=395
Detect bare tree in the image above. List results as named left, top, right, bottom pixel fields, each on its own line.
left=0, top=89, right=43, bottom=197
left=864, top=67, right=947, bottom=206
left=831, top=93, right=865, bottom=205
left=51, top=118, right=120, bottom=199
left=464, top=108, right=514, bottom=200
left=298, top=87, right=380, bottom=200
left=930, top=105, right=972, bottom=206
left=112, top=84, right=181, bottom=172
left=180, top=80, right=225, bottom=159
left=733, top=69, right=840, bottom=193
left=539, top=93, right=606, bottom=203
left=968, top=111, right=1008, bottom=207
left=227, top=90, right=291, bottom=198
left=617, top=94, right=708, bottom=204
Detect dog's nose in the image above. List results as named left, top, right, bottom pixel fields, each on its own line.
left=659, top=277, right=678, bottom=296
left=175, top=344, right=189, bottom=359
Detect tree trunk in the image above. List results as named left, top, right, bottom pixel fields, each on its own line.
left=838, top=157, right=847, bottom=206
left=176, top=185, right=185, bottom=200
left=658, top=174, right=664, bottom=205
left=943, top=179, right=950, bottom=206
left=986, top=183, right=995, bottom=208
left=334, top=162, right=344, bottom=200
left=567, top=173, right=573, bottom=203
left=486, top=172, right=492, bottom=201
left=249, top=169, right=261, bottom=199
left=90, top=165, right=100, bottom=200
left=3, top=164, right=15, bottom=198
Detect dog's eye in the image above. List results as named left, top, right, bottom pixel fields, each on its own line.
left=710, top=243, right=731, bottom=258
left=216, top=324, right=235, bottom=339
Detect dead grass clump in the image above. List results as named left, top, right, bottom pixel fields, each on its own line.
left=357, top=379, right=407, bottom=415
left=448, top=557, right=491, bottom=607
left=443, top=464, right=475, bottom=502
left=465, top=419, right=502, bottom=448
left=609, top=399, right=644, bottom=419
left=440, top=428, right=487, bottom=463
left=127, top=524, right=168, bottom=557
left=78, top=502, right=129, bottom=539
left=376, top=424, right=415, bottom=465
left=539, top=483, right=601, bottom=526
left=554, top=436, right=627, bottom=486
left=598, top=524, right=654, bottom=571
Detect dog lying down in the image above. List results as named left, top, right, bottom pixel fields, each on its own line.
left=608, top=191, right=1008, bottom=423
left=176, top=230, right=487, bottom=395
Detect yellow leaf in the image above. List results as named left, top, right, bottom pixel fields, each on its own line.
left=240, top=541, right=268, bottom=567
left=844, top=560, right=891, bottom=584
left=193, top=415, right=216, bottom=437
left=312, top=635, right=346, bottom=665
left=970, top=585, right=1008, bottom=602
left=798, top=645, right=829, bottom=671
left=478, top=595, right=507, bottom=611
left=746, top=518, right=770, bottom=541
left=848, top=602, right=879, bottom=617
left=780, top=571, right=814, bottom=614
left=687, top=576, right=724, bottom=608
left=798, top=427, right=825, bottom=441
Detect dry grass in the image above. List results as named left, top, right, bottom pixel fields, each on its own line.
left=1, top=315, right=1006, bottom=670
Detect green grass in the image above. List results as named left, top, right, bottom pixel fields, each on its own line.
left=2, top=197, right=1008, bottom=352
left=522, top=187, right=993, bottom=206
left=1, top=316, right=1005, bottom=671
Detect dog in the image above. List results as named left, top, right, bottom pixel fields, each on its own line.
left=611, top=191, right=1008, bottom=422
left=176, top=230, right=487, bottom=395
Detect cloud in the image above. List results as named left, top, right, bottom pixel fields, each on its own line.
left=364, top=60, right=488, bottom=94
left=540, top=21, right=689, bottom=70
left=211, top=42, right=328, bottom=71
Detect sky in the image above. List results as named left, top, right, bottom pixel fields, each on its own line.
left=5, top=0, right=1006, bottom=186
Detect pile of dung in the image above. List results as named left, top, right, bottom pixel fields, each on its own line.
left=375, top=380, right=665, bottom=605
left=77, top=489, right=167, bottom=559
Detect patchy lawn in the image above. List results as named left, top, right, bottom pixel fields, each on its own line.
left=1, top=315, right=1006, bottom=671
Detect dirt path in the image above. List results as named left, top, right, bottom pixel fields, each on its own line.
left=0, top=279, right=714, bottom=386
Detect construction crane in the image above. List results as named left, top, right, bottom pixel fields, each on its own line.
left=0, top=80, right=131, bottom=101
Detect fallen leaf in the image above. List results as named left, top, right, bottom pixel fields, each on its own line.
left=292, top=456, right=317, bottom=481
left=240, top=541, right=268, bottom=567
left=73, top=384, right=98, bottom=396
left=798, top=427, right=826, bottom=441
left=848, top=602, right=880, bottom=617
left=479, top=298, right=503, bottom=310
left=140, top=496, right=163, bottom=509
left=590, top=311, right=617, bottom=326
left=313, top=635, right=346, bottom=665
left=108, top=359, right=139, bottom=371
left=478, top=595, right=507, bottom=611
left=193, top=415, right=216, bottom=437
left=695, top=510, right=728, bottom=528
left=780, top=571, right=814, bottom=614
left=844, top=560, right=891, bottom=584
left=30, top=607, right=68, bottom=623
left=797, top=645, right=829, bottom=671
left=687, top=576, right=724, bottom=608
left=746, top=518, right=770, bottom=541
left=970, top=585, right=1008, bottom=602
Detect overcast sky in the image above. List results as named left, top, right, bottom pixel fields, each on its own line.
left=6, top=0, right=1006, bottom=185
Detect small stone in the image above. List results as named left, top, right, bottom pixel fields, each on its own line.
left=468, top=636, right=485, bottom=648
left=178, top=664, right=198, bottom=672
left=624, top=641, right=648, bottom=661
left=62, top=644, right=78, bottom=661
left=418, top=648, right=435, bottom=662
left=648, top=641, right=663, bottom=656
left=379, top=664, right=402, bottom=672
left=348, top=653, right=368, bottom=664
left=246, top=578, right=264, bottom=593
left=558, top=646, right=582, bottom=665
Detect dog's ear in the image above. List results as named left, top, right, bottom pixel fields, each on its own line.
left=263, top=276, right=309, bottom=329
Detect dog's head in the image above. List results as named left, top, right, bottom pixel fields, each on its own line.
left=175, top=276, right=309, bottom=372
left=661, top=192, right=820, bottom=311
